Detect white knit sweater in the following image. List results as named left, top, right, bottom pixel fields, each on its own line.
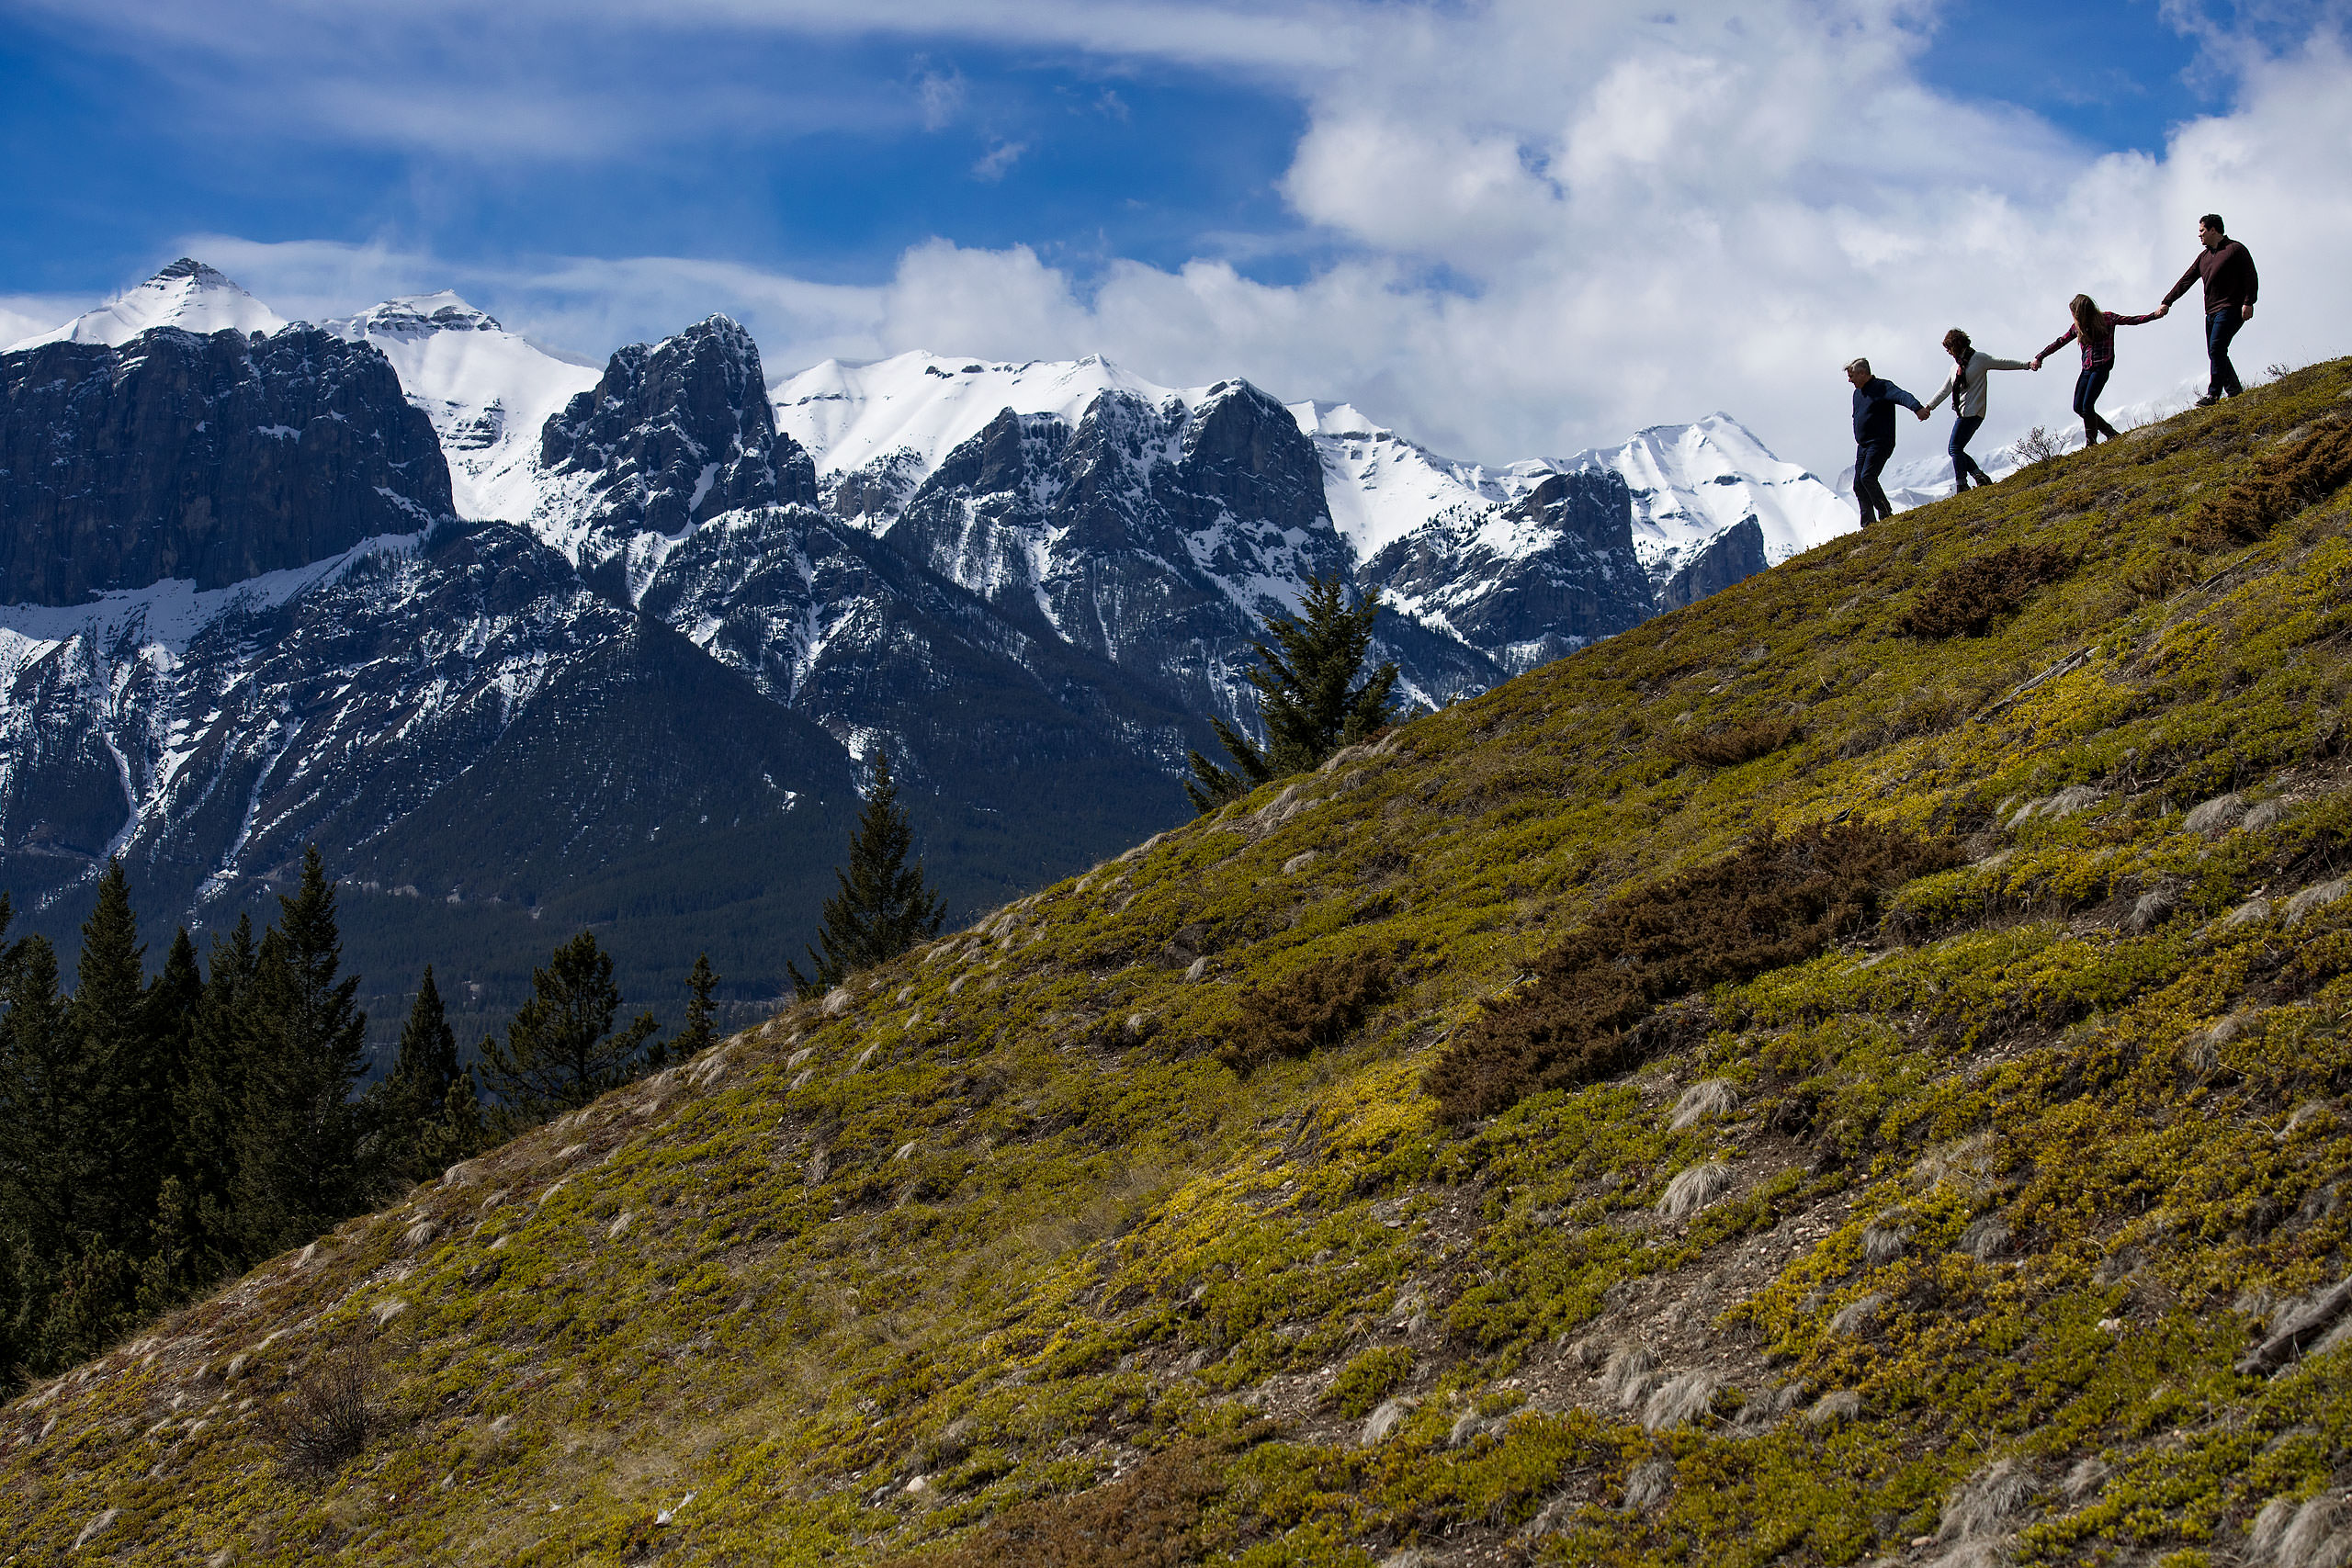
left=1920, top=349, right=2031, bottom=420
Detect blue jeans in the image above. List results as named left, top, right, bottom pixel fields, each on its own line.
left=1949, top=414, right=1990, bottom=490
left=2072, top=364, right=2111, bottom=419
left=2206, top=309, right=2245, bottom=397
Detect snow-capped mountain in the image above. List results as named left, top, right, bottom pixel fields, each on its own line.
left=1, top=258, right=1860, bottom=1049
left=6, top=257, right=283, bottom=350
left=778, top=351, right=1851, bottom=646
left=324, top=292, right=599, bottom=523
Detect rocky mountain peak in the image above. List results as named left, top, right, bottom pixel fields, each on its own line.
left=332, top=292, right=507, bottom=339
left=0, top=324, right=452, bottom=604
left=541, top=315, right=818, bottom=544
left=6, top=257, right=285, bottom=351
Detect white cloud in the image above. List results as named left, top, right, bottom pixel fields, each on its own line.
left=0, top=295, right=88, bottom=348
left=24, top=0, right=2349, bottom=483
left=971, top=140, right=1028, bottom=182
left=914, top=64, right=967, bottom=130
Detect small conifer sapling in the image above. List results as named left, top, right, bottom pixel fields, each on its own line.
left=674, top=953, right=721, bottom=1058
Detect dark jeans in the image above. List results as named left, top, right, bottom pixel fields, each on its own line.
left=2206, top=308, right=2245, bottom=397
left=1854, top=441, right=1894, bottom=523
left=1950, top=414, right=1990, bottom=490
left=2072, top=364, right=2111, bottom=419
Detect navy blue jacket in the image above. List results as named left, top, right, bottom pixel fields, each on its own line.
left=1851, top=378, right=1923, bottom=446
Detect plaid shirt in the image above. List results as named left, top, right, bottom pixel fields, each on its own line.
left=2039, top=310, right=2160, bottom=370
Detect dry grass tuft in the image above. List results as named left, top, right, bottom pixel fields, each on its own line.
left=1664, top=716, right=1804, bottom=769
left=260, top=1334, right=380, bottom=1479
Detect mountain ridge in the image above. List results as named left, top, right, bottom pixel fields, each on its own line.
left=0, top=259, right=1894, bottom=1057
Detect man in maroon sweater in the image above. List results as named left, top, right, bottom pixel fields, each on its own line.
left=2162, top=214, right=2258, bottom=406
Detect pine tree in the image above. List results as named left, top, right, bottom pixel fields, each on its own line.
left=146, top=929, right=203, bottom=1089
left=1185, top=573, right=1399, bottom=813
left=674, top=953, right=721, bottom=1058
left=366, top=966, right=482, bottom=1185
left=787, top=753, right=945, bottom=997
left=0, top=931, right=145, bottom=1378
left=232, top=848, right=368, bottom=1257
left=389, top=965, right=461, bottom=1115
left=175, top=913, right=257, bottom=1274
left=0, top=934, right=85, bottom=1256
left=63, top=862, right=164, bottom=1250
left=477, top=931, right=661, bottom=1122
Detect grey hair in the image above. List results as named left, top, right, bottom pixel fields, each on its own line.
left=1845, top=357, right=1871, bottom=376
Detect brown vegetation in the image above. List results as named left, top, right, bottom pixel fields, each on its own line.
left=1663, top=716, right=1804, bottom=768
left=260, top=1334, right=380, bottom=1479
left=886, top=1442, right=1227, bottom=1568
left=2188, top=417, right=2352, bottom=547
left=1424, top=823, right=1960, bottom=1122
left=1216, top=949, right=1397, bottom=1075
left=1895, top=543, right=2074, bottom=638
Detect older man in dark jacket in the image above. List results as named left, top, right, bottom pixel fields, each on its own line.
left=2162, top=213, right=2258, bottom=406
left=1845, top=357, right=1924, bottom=526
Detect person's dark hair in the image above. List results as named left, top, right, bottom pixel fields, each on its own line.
left=1942, top=328, right=1973, bottom=363
left=2069, top=293, right=2107, bottom=343
left=2199, top=212, right=2225, bottom=233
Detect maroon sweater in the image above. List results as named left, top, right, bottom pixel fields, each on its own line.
left=2039, top=310, right=2160, bottom=369
left=2163, top=239, right=2258, bottom=316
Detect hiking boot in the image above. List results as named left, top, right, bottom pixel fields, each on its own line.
left=2194, top=393, right=2221, bottom=407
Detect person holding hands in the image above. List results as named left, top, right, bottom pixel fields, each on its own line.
left=1915, top=327, right=2032, bottom=494
left=2162, top=213, right=2257, bottom=405
left=2030, top=294, right=2163, bottom=447
left=1844, top=357, right=1924, bottom=526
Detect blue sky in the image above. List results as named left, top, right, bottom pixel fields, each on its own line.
left=4, top=0, right=2347, bottom=472
left=0, top=1, right=2223, bottom=301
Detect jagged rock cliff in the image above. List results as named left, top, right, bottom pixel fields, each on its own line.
left=0, top=325, right=450, bottom=604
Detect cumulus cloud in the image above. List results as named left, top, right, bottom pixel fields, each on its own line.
left=20, top=0, right=2351, bottom=479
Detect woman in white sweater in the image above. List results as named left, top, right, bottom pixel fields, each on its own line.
left=1916, top=328, right=2034, bottom=494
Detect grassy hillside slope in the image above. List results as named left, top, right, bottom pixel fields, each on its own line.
left=6, top=362, right=2352, bottom=1567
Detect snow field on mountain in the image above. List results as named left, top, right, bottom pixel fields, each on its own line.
left=5, top=259, right=284, bottom=351
left=776, top=351, right=1857, bottom=590
left=0, top=531, right=430, bottom=655
left=324, top=294, right=602, bottom=525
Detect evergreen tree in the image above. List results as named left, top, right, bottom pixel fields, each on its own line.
left=787, top=753, right=945, bottom=996
left=0, top=934, right=86, bottom=1257
left=1185, top=573, right=1400, bottom=813
left=64, top=862, right=166, bottom=1250
left=175, top=913, right=257, bottom=1275
left=365, top=966, right=482, bottom=1185
left=478, top=931, right=661, bottom=1122
left=0, top=931, right=143, bottom=1378
left=389, top=965, right=461, bottom=1112
left=231, top=848, right=368, bottom=1258
left=673, top=953, right=721, bottom=1058
left=146, top=929, right=203, bottom=1090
